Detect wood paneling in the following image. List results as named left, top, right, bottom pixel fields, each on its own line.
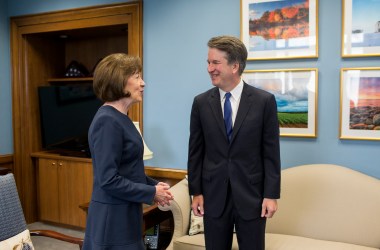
left=65, top=34, right=128, bottom=74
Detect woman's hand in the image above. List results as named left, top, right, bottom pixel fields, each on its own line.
left=154, top=182, right=174, bottom=206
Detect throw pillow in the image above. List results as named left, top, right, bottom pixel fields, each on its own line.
left=0, top=229, right=34, bottom=250
left=188, top=208, right=204, bottom=236
left=186, top=175, right=205, bottom=236
left=186, top=174, right=235, bottom=236
left=188, top=208, right=236, bottom=236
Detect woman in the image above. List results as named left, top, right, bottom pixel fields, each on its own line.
left=83, top=53, right=173, bottom=250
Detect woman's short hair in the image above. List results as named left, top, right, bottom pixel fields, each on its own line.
left=93, top=53, right=142, bottom=102
left=207, top=35, right=247, bottom=75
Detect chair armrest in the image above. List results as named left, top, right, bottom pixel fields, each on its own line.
left=159, top=178, right=191, bottom=249
left=30, top=230, right=83, bottom=249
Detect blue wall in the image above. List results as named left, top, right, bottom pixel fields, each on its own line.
left=2, top=0, right=380, bottom=178
left=7, top=0, right=129, bottom=16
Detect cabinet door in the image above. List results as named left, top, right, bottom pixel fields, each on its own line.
left=58, top=160, right=93, bottom=228
left=38, top=158, right=60, bottom=223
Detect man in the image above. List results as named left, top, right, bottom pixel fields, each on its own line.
left=187, top=35, right=281, bottom=250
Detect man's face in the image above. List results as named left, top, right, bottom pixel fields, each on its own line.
left=207, top=48, right=238, bottom=91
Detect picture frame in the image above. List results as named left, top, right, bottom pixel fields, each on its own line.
left=243, top=68, right=318, bottom=137
left=340, top=67, right=380, bottom=140
left=240, top=0, right=318, bottom=60
left=341, top=0, right=380, bottom=57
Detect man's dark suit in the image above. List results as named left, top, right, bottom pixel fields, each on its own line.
left=188, top=82, right=281, bottom=228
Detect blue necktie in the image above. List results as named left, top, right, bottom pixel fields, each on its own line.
left=224, top=92, right=232, bottom=143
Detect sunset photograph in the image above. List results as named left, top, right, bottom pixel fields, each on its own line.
left=248, top=0, right=310, bottom=51
left=349, top=77, right=380, bottom=130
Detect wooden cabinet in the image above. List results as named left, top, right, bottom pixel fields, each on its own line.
left=37, top=158, right=60, bottom=223
left=11, top=2, right=143, bottom=223
left=33, top=152, right=93, bottom=228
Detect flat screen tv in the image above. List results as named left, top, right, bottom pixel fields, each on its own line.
left=38, top=83, right=102, bottom=157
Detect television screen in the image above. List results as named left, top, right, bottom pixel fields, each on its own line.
left=38, top=84, right=102, bottom=157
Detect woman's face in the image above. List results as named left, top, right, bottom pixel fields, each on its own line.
left=124, top=72, right=145, bottom=103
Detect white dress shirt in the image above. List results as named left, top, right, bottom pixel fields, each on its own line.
left=219, top=79, right=244, bottom=127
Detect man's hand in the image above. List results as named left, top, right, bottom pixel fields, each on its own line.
left=154, top=182, right=173, bottom=207
left=261, top=198, right=278, bottom=218
left=191, top=194, right=204, bottom=217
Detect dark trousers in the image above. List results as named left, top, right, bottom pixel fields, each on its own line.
left=203, top=184, right=266, bottom=250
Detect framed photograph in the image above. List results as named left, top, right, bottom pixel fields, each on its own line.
left=340, top=68, right=380, bottom=140
left=243, top=68, right=318, bottom=137
left=342, top=0, right=380, bottom=57
left=241, top=0, right=318, bottom=60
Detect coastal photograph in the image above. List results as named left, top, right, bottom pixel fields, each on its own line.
left=341, top=68, right=380, bottom=140
left=351, top=0, right=380, bottom=48
left=349, top=77, right=380, bottom=130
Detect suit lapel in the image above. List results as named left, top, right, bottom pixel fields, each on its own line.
left=231, top=83, right=253, bottom=144
left=208, top=88, right=228, bottom=140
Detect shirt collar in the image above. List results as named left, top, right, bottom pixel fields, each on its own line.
left=219, top=78, right=244, bottom=101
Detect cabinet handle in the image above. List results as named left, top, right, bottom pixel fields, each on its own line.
left=59, top=162, right=63, bottom=166
left=52, top=162, right=56, bottom=166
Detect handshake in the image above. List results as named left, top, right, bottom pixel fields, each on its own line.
left=154, top=182, right=174, bottom=207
